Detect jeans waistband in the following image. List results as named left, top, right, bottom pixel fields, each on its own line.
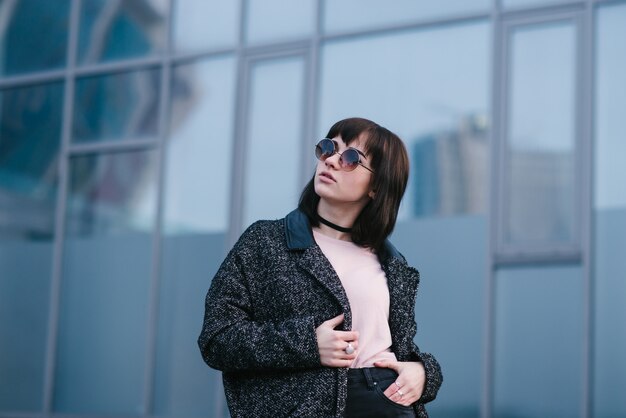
left=347, top=367, right=398, bottom=389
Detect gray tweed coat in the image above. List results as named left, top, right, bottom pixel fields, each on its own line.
left=198, top=209, right=442, bottom=417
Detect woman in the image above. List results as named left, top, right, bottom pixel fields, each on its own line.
left=198, top=117, right=442, bottom=417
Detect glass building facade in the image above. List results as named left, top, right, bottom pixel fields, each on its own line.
left=0, top=1, right=624, bottom=417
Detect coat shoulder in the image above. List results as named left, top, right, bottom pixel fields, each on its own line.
left=232, top=218, right=287, bottom=255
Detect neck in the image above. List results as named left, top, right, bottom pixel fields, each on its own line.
left=317, top=213, right=352, bottom=233
left=315, top=200, right=362, bottom=241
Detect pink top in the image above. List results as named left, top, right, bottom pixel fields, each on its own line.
left=313, top=229, right=397, bottom=368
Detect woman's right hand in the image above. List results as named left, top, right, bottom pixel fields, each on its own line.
left=315, top=314, right=359, bottom=367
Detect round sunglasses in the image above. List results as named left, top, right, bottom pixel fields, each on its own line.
left=315, top=138, right=374, bottom=173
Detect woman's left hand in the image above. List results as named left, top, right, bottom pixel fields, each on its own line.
left=373, top=360, right=425, bottom=406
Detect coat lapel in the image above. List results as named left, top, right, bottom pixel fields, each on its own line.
left=296, top=245, right=352, bottom=330
left=383, top=256, right=420, bottom=358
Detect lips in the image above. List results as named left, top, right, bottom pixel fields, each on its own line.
left=319, top=171, right=336, bottom=182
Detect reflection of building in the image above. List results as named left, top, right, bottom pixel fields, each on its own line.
left=508, top=149, right=574, bottom=243
left=0, top=83, right=63, bottom=239
left=412, top=114, right=488, bottom=217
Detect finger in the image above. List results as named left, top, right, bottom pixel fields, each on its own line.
left=383, top=385, right=400, bottom=398
left=323, top=314, right=345, bottom=328
left=334, top=330, right=359, bottom=342
left=374, top=360, right=399, bottom=371
left=387, top=388, right=413, bottom=405
left=383, top=380, right=404, bottom=398
left=383, top=379, right=413, bottom=398
left=329, top=358, right=354, bottom=368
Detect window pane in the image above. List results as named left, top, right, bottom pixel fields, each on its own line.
left=78, top=0, right=167, bottom=65
left=595, top=5, right=626, bottom=210
left=503, top=22, right=577, bottom=246
left=72, top=68, right=161, bottom=143
left=153, top=56, right=236, bottom=417
left=494, top=266, right=584, bottom=417
left=0, top=82, right=63, bottom=412
left=54, top=150, right=157, bottom=415
left=246, top=0, right=315, bottom=44
left=319, top=23, right=490, bottom=219
left=173, top=0, right=239, bottom=52
left=393, top=216, right=486, bottom=415
left=324, top=0, right=489, bottom=33
left=0, top=0, right=69, bottom=75
left=243, top=57, right=305, bottom=227
left=163, top=57, right=235, bottom=234
left=593, top=5, right=626, bottom=418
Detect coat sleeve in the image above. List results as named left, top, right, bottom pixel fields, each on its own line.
left=408, top=267, right=443, bottom=404
left=411, top=347, right=443, bottom=404
left=197, top=223, right=322, bottom=372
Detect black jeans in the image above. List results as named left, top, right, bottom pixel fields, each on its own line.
left=346, top=368, right=416, bottom=418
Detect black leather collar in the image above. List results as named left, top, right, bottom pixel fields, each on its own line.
left=283, top=208, right=404, bottom=261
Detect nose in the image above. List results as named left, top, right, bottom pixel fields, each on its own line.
left=324, top=152, right=341, bottom=170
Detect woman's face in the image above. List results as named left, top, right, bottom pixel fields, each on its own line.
left=314, top=135, right=375, bottom=209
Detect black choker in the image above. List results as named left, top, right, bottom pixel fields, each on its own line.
left=316, top=213, right=352, bottom=233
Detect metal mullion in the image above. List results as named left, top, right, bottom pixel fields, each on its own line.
left=170, top=47, right=237, bottom=66
left=141, top=0, right=173, bottom=413
left=501, top=7, right=583, bottom=24
left=243, top=45, right=310, bottom=63
left=484, top=0, right=502, bottom=414
left=227, top=0, right=251, bottom=250
left=42, top=0, right=80, bottom=414
left=320, top=11, right=491, bottom=43
left=242, top=39, right=312, bottom=58
left=220, top=2, right=248, bottom=414
left=0, top=69, right=65, bottom=88
left=297, top=47, right=313, bottom=193
left=73, top=55, right=163, bottom=78
left=301, top=0, right=323, bottom=185
left=495, top=20, right=513, bottom=264
left=67, top=138, right=159, bottom=155
left=581, top=1, right=596, bottom=417
left=494, top=251, right=582, bottom=266
left=594, top=0, right=626, bottom=5
left=501, top=0, right=586, bottom=16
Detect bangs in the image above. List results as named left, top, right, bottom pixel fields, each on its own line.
left=325, top=117, right=390, bottom=171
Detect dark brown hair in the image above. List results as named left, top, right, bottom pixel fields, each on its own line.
left=298, top=117, right=409, bottom=252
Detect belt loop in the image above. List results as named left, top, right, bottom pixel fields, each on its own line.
left=362, top=368, right=376, bottom=389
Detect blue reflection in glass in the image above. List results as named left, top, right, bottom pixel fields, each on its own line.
left=54, top=150, right=157, bottom=415
left=243, top=56, right=305, bottom=228
left=153, top=56, right=236, bottom=417
left=593, top=5, right=626, bottom=418
left=0, top=82, right=63, bottom=412
left=0, top=0, right=69, bottom=75
left=494, top=266, right=584, bottom=417
left=78, top=0, right=166, bottom=64
left=595, top=5, right=626, bottom=210
left=504, top=22, right=577, bottom=246
left=163, top=57, right=236, bottom=234
left=73, top=69, right=161, bottom=143
left=246, top=0, right=315, bottom=44
left=173, top=0, right=239, bottom=52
